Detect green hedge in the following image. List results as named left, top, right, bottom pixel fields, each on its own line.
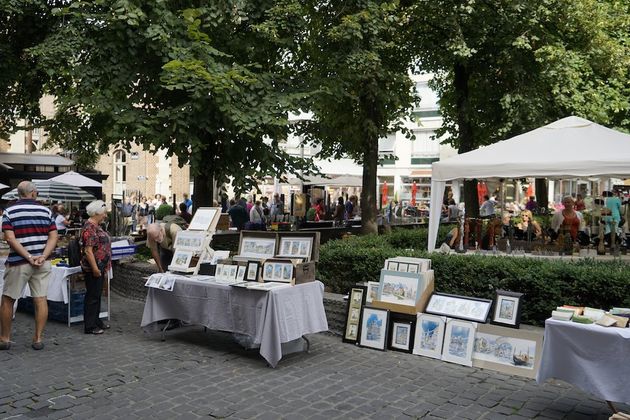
left=317, top=227, right=630, bottom=325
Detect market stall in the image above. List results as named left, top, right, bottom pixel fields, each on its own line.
left=427, top=116, right=630, bottom=251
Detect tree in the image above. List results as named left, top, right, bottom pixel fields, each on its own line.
left=0, top=0, right=65, bottom=138
left=267, top=0, right=417, bottom=234
left=408, top=0, right=630, bottom=216
left=12, top=1, right=316, bottom=207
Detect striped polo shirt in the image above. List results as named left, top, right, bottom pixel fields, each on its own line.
left=2, top=199, right=57, bottom=266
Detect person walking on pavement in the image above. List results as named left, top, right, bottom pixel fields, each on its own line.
left=80, top=200, right=112, bottom=335
left=0, top=181, right=58, bottom=350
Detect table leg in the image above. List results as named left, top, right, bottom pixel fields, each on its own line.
left=303, top=335, right=310, bottom=353
left=161, top=320, right=172, bottom=342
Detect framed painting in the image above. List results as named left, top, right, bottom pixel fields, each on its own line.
left=425, top=292, right=492, bottom=323
left=188, top=207, right=222, bottom=232
left=441, top=319, right=476, bottom=367
left=169, top=250, right=194, bottom=272
left=472, top=323, right=543, bottom=379
left=378, top=270, right=426, bottom=307
left=412, top=313, right=446, bottom=359
left=388, top=313, right=416, bottom=353
left=245, top=261, right=260, bottom=281
left=215, top=264, right=224, bottom=280
left=492, top=290, right=524, bottom=328
left=277, top=237, right=313, bottom=261
left=173, top=230, right=207, bottom=252
left=366, top=281, right=380, bottom=304
left=386, top=261, right=399, bottom=271
left=240, top=237, right=277, bottom=259
left=359, top=307, right=389, bottom=351
left=262, top=261, right=294, bottom=283
left=342, top=286, right=367, bottom=344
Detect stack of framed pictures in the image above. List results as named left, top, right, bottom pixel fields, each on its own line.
left=214, top=262, right=246, bottom=284
left=167, top=210, right=217, bottom=274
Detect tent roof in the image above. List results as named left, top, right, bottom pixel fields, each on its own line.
left=431, top=116, right=630, bottom=181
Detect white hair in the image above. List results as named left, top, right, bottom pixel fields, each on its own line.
left=86, top=200, right=107, bottom=216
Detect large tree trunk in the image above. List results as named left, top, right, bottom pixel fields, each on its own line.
left=360, top=134, right=379, bottom=235
left=192, top=173, right=213, bottom=212
left=453, top=63, right=479, bottom=218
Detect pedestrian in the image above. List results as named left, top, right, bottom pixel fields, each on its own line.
left=227, top=199, right=249, bottom=230
left=314, top=198, right=326, bottom=221
left=54, top=204, right=70, bottom=236
left=178, top=202, right=192, bottom=224
left=0, top=181, right=58, bottom=350
left=146, top=221, right=183, bottom=272
left=270, top=193, right=284, bottom=221
left=480, top=195, right=495, bottom=218
left=80, top=200, right=112, bottom=335
left=182, top=193, right=193, bottom=213
left=248, top=200, right=266, bottom=230
left=332, top=197, right=345, bottom=222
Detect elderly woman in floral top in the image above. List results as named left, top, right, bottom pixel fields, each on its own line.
left=81, top=200, right=112, bottom=335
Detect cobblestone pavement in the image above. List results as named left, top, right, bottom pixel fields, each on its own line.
left=0, top=292, right=627, bottom=420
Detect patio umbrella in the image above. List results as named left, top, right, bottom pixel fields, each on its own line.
left=411, top=181, right=417, bottom=206
left=0, top=182, right=9, bottom=190
left=1, top=180, right=95, bottom=202
left=50, top=171, right=102, bottom=187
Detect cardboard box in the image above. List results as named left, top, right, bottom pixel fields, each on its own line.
left=371, top=273, right=435, bottom=315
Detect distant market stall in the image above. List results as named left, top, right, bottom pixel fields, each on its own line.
left=427, top=116, right=630, bottom=251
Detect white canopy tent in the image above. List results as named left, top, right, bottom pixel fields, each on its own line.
left=427, top=116, right=630, bottom=251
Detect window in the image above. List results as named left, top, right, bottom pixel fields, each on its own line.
left=411, top=130, right=440, bottom=158
left=113, top=150, right=127, bottom=195
left=378, top=133, right=396, bottom=154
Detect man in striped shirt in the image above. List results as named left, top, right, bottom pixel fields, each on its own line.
left=0, top=181, right=58, bottom=350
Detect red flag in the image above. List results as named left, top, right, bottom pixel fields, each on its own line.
left=411, top=181, right=417, bottom=207
left=526, top=184, right=535, bottom=198
left=382, top=181, right=389, bottom=206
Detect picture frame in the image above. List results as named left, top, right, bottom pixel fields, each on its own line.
left=359, top=307, right=389, bottom=351
left=413, top=313, right=446, bottom=359
left=262, top=260, right=294, bottom=283
left=342, top=286, right=367, bottom=344
left=472, top=323, right=543, bottom=379
left=378, top=270, right=427, bottom=307
left=188, top=207, right=222, bottom=232
left=386, top=257, right=431, bottom=272
left=492, top=290, right=524, bottom=328
left=386, top=261, right=399, bottom=271
left=277, top=236, right=313, bottom=261
left=236, top=265, right=247, bottom=281
left=366, top=281, right=380, bottom=304
left=245, top=261, right=260, bottom=281
left=425, top=292, right=492, bottom=323
left=398, top=263, right=409, bottom=273
left=215, top=264, right=224, bottom=280
left=441, top=319, right=476, bottom=367
left=168, top=250, right=194, bottom=272
left=240, top=237, right=277, bottom=259
left=173, top=230, right=207, bottom=252
left=388, top=313, right=416, bottom=353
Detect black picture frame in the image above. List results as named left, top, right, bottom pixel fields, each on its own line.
left=491, top=290, right=524, bottom=328
left=245, top=261, right=260, bottom=282
left=387, top=313, right=416, bottom=353
left=342, top=285, right=367, bottom=344
left=425, top=292, right=493, bottom=323
left=358, top=307, right=390, bottom=351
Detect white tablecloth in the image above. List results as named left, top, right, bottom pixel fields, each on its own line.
left=141, top=275, right=329, bottom=367
left=536, top=318, right=630, bottom=404
left=22, top=266, right=83, bottom=303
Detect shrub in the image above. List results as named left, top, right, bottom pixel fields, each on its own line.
left=317, top=227, right=630, bottom=325
left=155, top=204, right=173, bottom=220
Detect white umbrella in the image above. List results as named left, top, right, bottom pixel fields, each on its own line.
left=50, top=171, right=102, bottom=187
left=0, top=183, right=9, bottom=190
left=1, top=180, right=95, bottom=202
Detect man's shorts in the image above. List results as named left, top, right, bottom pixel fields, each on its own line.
left=2, top=261, right=52, bottom=300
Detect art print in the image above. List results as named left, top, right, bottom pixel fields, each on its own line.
left=145, top=275, right=162, bottom=288
left=236, top=265, right=246, bottom=281
left=169, top=250, right=193, bottom=272
left=245, top=261, right=260, bottom=281
left=426, top=292, right=492, bottom=323
left=378, top=270, right=425, bottom=307
left=359, top=307, right=389, bottom=350
left=386, top=261, right=399, bottom=271
left=413, top=313, right=446, bottom=359
left=472, top=324, right=543, bottom=378
left=398, top=263, right=409, bottom=273
left=343, top=286, right=366, bottom=344
left=277, top=237, right=313, bottom=261
left=173, top=231, right=206, bottom=252
left=441, top=319, right=476, bottom=366
left=215, top=264, right=224, bottom=279
left=241, top=237, right=277, bottom=259
left=366, top=281, right=380, bottom=303
left=492, top=290, right=524, bottom=328
left=188, top=207, right=221, bottom=232
left=157, top=276, right=175, bottom=291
